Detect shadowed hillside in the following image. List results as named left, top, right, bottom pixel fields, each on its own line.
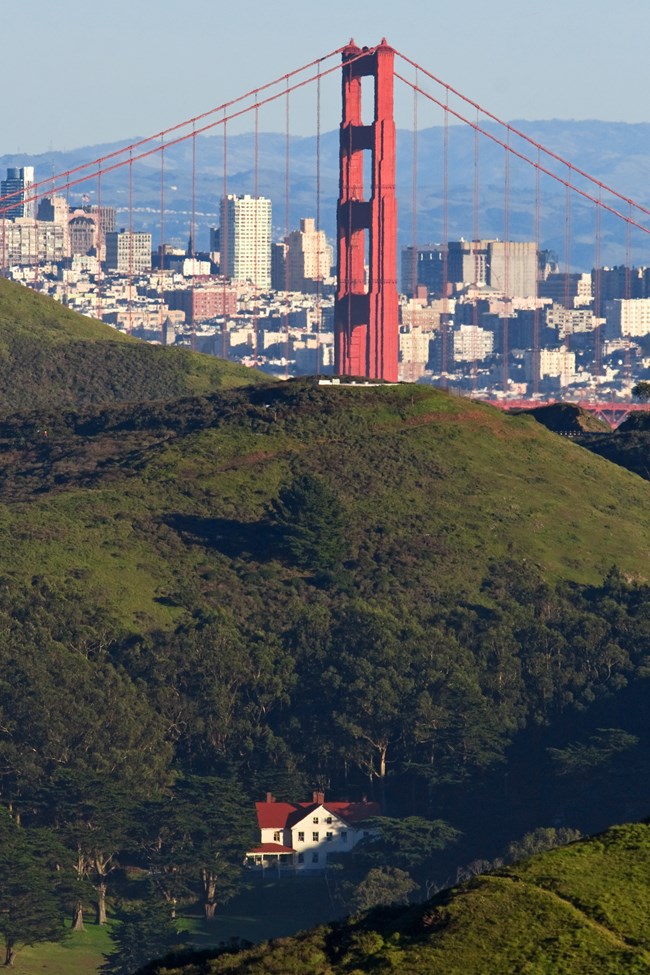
left=140, top=822, right=650, bottom=975
left=0, top=277, right=265, bottom=412
left=519, top=402, right=611, bottom=434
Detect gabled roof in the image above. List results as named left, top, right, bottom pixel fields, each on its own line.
left=255, top=799, right=380, bottom=830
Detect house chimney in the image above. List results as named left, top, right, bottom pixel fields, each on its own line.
left=266, top=792, right=275, bottom=803
left=312, top=790, right=325, bottom=805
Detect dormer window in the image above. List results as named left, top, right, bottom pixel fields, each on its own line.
left=273, top=831, right=281, bottom=842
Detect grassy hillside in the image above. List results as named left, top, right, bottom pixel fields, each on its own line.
left=0, top=277, right=264, bottom=411
left=0, top=380, right=649, bottom=631
left=141, top=822, right=650, bottom=975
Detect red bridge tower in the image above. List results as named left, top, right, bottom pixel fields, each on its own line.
left=335, top=39, right=399, bottom=382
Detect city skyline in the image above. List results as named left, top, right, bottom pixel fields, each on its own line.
left=3, top=153, right=648, bottom=401
left=4, top=19, right=650, bottom=401
left=3, top=0, right=650, bottom=155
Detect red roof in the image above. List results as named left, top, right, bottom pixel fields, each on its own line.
left=323, top=801, right=381, bottom=824
left=256, top=802, right=302, bottom=830
left=255, top=799, right=380, bottom=830
left=247, top=842, right=295, bottom=854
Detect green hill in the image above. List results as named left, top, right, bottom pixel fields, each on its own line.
left=3, top=287, right=650, bottom=975
left=0, top=277, right=264, bottom=412
left=1, top=378, right=649, bottom=631
left=141, top=822, right=650, bottom=975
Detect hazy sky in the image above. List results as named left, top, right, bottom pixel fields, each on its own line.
left=3, top=0, right=650, bottom=155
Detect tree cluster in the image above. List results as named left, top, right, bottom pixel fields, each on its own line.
left=0, top=557, right=649, bottom=965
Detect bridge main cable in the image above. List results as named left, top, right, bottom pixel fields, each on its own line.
left=394, top=49, right=650, bottom=224
left=394, top=69, right=650, bottom=238
left=1, top=46, right=379, bottom=216
left=0, top=45, right=351, bottom=214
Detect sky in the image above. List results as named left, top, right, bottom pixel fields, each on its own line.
left=2, top=0, right=650, bottom=155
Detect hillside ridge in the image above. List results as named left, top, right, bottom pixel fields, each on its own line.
left=0, top=277, right=265, bottom=413
left=139, top=822, right=650, bottom=975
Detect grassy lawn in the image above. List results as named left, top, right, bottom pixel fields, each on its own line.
left=10, top=878, right=342, bottom=975
left=12, top=922, right=114, bottom=975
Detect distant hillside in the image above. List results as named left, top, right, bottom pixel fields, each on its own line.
left=2, top=326, right=650, bottom=973
left=142, top=821, right=650, bottom=975
left=0, top=277, right=265, bottom=412
left=4, top=119, right=649, bottom=267
left=517, top=402, right=611, bottom=434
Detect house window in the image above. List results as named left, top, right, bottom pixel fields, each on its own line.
left=273, top=831, right=281, bottom=842
left=313, top=832, right=319, bottom=842
left=298, top=853, right=304, bottom=864
left=298, top=831, right=304, bottom=842
left=326, top=832, right=333, bottom=842
left=312, top=852, right=319, bottom=863
left=326, top=816, right=332, bottom=824
left=313, top=816, right=319, bottom=824
left=341, top=831, right=347, bottom=842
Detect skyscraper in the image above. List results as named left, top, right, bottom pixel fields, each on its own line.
left=284, top=218, right=332, bottom=292
left=1, top=166, right=35, bottom=220
left=219, top=194, right=271, bottom=290
left=488, top=241, right=538, bottom=299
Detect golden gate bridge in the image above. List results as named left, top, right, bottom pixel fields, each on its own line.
left=2, top=39, right=650, bottom=419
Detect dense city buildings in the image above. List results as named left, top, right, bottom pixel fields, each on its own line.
left=4, top=162, right=650, bottom=398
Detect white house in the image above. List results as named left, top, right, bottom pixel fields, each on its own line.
left=245, top=791, right=381, bottom=872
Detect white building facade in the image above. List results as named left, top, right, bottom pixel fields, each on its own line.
left=105, top=230, right=152, bottom=273
left=220, top=194, right=272, bottom=290
left=245, top=792, right=380, bottom=873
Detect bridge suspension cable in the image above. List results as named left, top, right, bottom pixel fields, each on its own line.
left=0, top=45, right=350, bottom=215
left=394, top=49, right=650, bottom=224
left=394, top=68, right=650, bottom=239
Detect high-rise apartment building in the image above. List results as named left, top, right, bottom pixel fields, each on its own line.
left=219, top=194, right=271, bottom=290
left=1, top=166, right=35, bottom=220
left=605, top=298, right=650, bottom=338
left=453, top=323, right=494, bottom=362
left=448, top=240, right=488, bottom=288
left=105, top=230, right=152, bottom=273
